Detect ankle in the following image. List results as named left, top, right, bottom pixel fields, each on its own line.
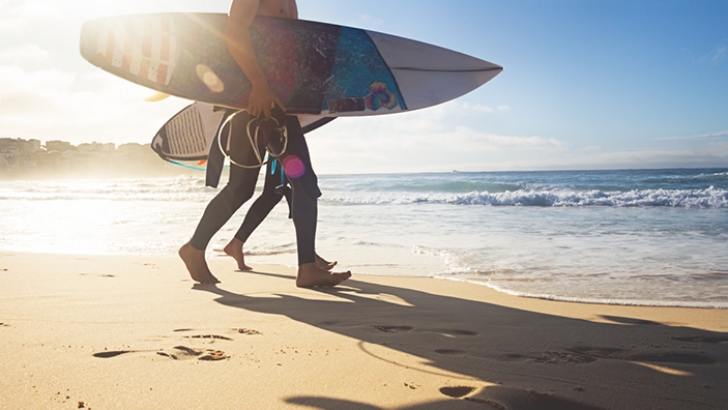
left=225, top=238, right=243, bottom=249
left=182, top=242, right=205, bottom=253
left=297, top=262, right=317, bottom=274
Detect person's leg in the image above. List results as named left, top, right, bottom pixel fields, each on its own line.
left=280, top=117, right=351, bottom=287
left=224, top=160, right=284, bottom=271
left=180, top=163, right=260, bottom=283
left=180, top=113, right=263, bottom=284
left=290, top=175, right=317, bottom=265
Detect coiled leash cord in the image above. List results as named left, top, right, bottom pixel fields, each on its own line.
left=217, top=110, right=289, bottom=169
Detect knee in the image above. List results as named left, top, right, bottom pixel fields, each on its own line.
left=223, top=183, right=255, bottom=208
left=235, top=184, right=256, bottom=204
left=261, top=189, right=284, bottom=203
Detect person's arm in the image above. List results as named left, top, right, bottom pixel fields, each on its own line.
left=227, top=0, right=283, bottom=117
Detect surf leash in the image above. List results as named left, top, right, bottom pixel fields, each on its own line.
left=270, top=157, right=288, bottom=190
left=216, top=110, right=289, bottom=169
left=164, top=159, right=207, bottom=172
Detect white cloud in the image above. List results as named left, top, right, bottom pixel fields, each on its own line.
left=306, top=100, right=562, bottom=173
left=655, top=129, right=728, bottom=142
left=458, top=102, right=511, bottom=114
left=0, top=44, right=51, bottom=66
left=562, top=146, right=728, bottom=170
left=0, top=64, right=187, bottom=141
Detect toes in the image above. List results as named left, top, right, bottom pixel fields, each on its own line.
left=296, top=272, right=351, bottom=288
left=331, top=272, right=352, bottom=285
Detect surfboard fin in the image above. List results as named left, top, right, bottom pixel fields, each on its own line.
left=145, top=92, right=171, bottom=102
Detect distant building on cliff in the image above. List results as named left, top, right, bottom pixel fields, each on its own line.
left=78, top=142, right=115, bottom=153
left=45, top=140, right=75, bottom=153
left=0, top=138, right=179, bottom=177
left=0, top=138, right=43, bottom=168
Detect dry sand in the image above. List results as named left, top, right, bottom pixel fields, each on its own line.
left=0, top=252, right=726, bottom=409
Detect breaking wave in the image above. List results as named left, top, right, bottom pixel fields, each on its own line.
left=322, top=187, right=728, bottom=208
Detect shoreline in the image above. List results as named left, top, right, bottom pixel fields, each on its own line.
left=3, top=250, right=727, bottom=310
left=463, top=278, right=728, bottom=310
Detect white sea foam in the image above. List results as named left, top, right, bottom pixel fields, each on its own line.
left=322, top=187, right=728, bottom=208
left=475, top=280, right=728, bottom=309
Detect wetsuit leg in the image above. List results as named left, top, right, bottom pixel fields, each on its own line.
left=189, top=113, right=263, bottom=250
left=233, top=159, right=285, bottom=243
left=282, top=116, right=321, bottom=266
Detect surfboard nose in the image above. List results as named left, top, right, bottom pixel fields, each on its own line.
left=366, top=30, right=503, bottom=112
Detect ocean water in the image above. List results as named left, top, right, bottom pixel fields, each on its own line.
left=1, top=168, right=727, bottom=308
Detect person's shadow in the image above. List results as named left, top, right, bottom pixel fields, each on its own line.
left=194, top=270, right=728, bottom=409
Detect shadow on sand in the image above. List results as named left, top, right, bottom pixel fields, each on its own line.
left=194, top=270, right=727, bottom=409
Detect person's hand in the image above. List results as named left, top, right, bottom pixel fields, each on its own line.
left=247, top=81, right=284, bottom=117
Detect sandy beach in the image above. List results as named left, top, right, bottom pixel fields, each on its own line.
left=0, top=252, right=726, bottom=409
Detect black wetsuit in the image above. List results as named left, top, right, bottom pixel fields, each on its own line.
left=234, top=155, right=292, bottom=244
left=190, top=112, right=321, bottom=265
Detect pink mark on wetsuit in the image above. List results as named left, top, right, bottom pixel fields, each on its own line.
left=282, top=155, right=305, bottom=179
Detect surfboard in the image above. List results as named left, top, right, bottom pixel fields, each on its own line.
left=151, top=102, right=335, bottom=161
left=80, top=13, right=502, bottom=116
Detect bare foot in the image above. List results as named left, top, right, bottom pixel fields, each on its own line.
left=179, top=243, right=220, bottom=284
left=315, top=254, right=338, bottom=271
left=296, top=263, right=351, bottom=288
left=224, top=238, right=253, bottom=271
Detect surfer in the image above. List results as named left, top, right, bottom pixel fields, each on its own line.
left=179, top=0, right=351, bottom=288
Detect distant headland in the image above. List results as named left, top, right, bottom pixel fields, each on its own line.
left=0, top=138, right=191, bottom=179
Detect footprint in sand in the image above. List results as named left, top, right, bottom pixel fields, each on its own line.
left=435, top=349, right=467, bottom=356
left=533, top=351, right=597, bottom=364
left=373, top=325, right=478, bottom=338
left=157, top=346, right=229, bottom=361
left=503, top=345, right=719, bottom=366
left=173, top=328, right=261, bottom=336
left=236, top=328, right=262, bottom=336
left=496, top=350, right=597, bottom=365
left=184, top=334, right=234, bottom=341
left=439, top=386, right=476, bottom=398
left=198, top=350, right=229, bottom=361
left=79, top=273, right=116, bottom=279
left=93, top=350, right=142, bottom=359
left=374, top=325, right=413, bottom=333
left=93, top=346, right=230, bottom=361
left=569, top=345, right=717, bottom=365
left=498, top=346, right=620, bottom=365
left=441, top=386, right=603, bottom=410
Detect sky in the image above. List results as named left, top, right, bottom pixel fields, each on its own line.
left=1, top=0, right=727, bottom=173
